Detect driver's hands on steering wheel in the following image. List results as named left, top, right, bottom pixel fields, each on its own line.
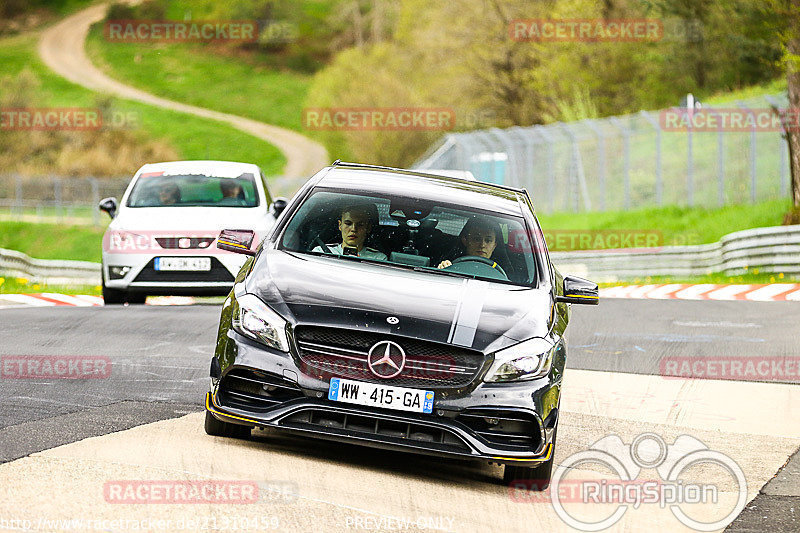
left=437, top=260, right=452, bottom=269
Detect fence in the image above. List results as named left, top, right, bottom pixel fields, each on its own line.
left=0, top=175, right=131, bottom=225
left=414, top=93, right=791, bottom=213
left=0, top=174, right=309, bottom=226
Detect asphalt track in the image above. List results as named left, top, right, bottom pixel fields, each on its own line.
left=0, top=299, right=798, bottom=532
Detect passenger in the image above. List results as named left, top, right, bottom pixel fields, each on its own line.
left=313, top=203, right=388, bottom=260
left=158, top=182, right=181, bottom=205
left=438, top=216, right=501, bottom=269
left=220, top=180, right=244, bottom=200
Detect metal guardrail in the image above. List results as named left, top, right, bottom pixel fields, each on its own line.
left=551, top=225, right=800, bottom=282
left=0, top=247, right=100, bottom=285
left=1, top=225, right=798, bottom=285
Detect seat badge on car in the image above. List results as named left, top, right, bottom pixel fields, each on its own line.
left=386, top=316, right=399, bottom=325
left=367, top=340, right=406, bottom=379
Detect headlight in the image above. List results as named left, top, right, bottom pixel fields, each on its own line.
left=485, top=337, right=556, bottom=382
left=231, top=294, right=289, bottom=352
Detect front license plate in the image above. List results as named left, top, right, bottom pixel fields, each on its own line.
left=154, top=257, right=211, bottom=271
left=328, top=378, right=434, bottom=414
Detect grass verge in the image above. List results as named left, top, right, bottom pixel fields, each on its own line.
left=85, top=26, right=312, bottom=133
left=537, top=198, right=792, bottom=247
left=0, top=221, right=104, bottom=262
left=0, top=277, right=100, bottom=296
left=599, top=271, right=800, bottom=287
left=1, top=32, right=286, bottom=175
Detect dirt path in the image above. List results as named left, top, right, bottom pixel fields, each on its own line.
left=38, top=3, right=329, bottom=179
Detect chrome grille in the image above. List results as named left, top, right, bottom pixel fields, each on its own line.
left=294, top=326, right=484, bottom=389
left=155, top=236, right=216, bottom=249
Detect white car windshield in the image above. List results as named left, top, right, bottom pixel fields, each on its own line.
left=126, top=172, right=259, bottom=208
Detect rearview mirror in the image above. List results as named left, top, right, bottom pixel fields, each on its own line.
left=555, top=275, right=599, bottom=305
left=217, top=229, right=256, bottom=256
left=270, top=197, right=288, bottom=218
left=99, top=197, right=118, bottom=219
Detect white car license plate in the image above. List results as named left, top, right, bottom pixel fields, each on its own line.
left=154, top=257, right=211, bottom=271
left=328, top=378, right=434, bottom=414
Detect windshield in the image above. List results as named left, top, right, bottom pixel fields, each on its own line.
left=279, top=189, right=538, bottom=286
left=126, top=172, right=260, bottom=208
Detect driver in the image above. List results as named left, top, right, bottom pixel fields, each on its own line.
left=312, top=203, right=387, bottom=260
left=438, top=216, right=500, bottom=268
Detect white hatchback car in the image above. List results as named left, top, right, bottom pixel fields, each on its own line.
left=99, top=161, right=286, bottom=304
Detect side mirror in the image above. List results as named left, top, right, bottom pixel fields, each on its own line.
left=270, top=197, right=288, bottom=218
left=217, top=229, right=256, bottom=256
left=555, top=275, right=599, bottom=305
left=99, top=197, right=118, bottom=219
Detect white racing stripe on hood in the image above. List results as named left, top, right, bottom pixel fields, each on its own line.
left=448, top=279, right=489, bottom=347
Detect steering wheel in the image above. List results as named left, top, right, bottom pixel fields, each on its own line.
left=314, top=235, right=332, bottom=254
left=452, top=255, right=508, bottom=278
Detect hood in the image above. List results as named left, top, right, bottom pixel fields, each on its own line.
left=111, top=206, right=270, bottom=233
left=248, top=250, right=552, bottom=353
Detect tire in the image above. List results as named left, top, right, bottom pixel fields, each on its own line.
left=101, top=283, right=126, bottom=305
left=101, top=269, right=146, bottom=305
left=503, top=427, right=557, bottom=490
left=204, top=409, right=252, bottom=439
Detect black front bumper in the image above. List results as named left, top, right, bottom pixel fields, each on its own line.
left=206, top=379, right=557, bottom=465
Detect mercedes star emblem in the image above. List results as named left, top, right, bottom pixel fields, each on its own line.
left=367, top=340, right=406, bottom=379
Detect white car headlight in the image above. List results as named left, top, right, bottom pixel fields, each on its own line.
left=485, top=337, right=556, bottom=382
left=231, top=294, right=289, bottom=352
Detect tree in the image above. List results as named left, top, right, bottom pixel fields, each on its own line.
left=785, top=1, right=800, bottom=208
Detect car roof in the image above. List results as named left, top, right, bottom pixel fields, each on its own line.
left=135, top=160, right=260, bottom=178
left=315, top=162, right=527, bottom=216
